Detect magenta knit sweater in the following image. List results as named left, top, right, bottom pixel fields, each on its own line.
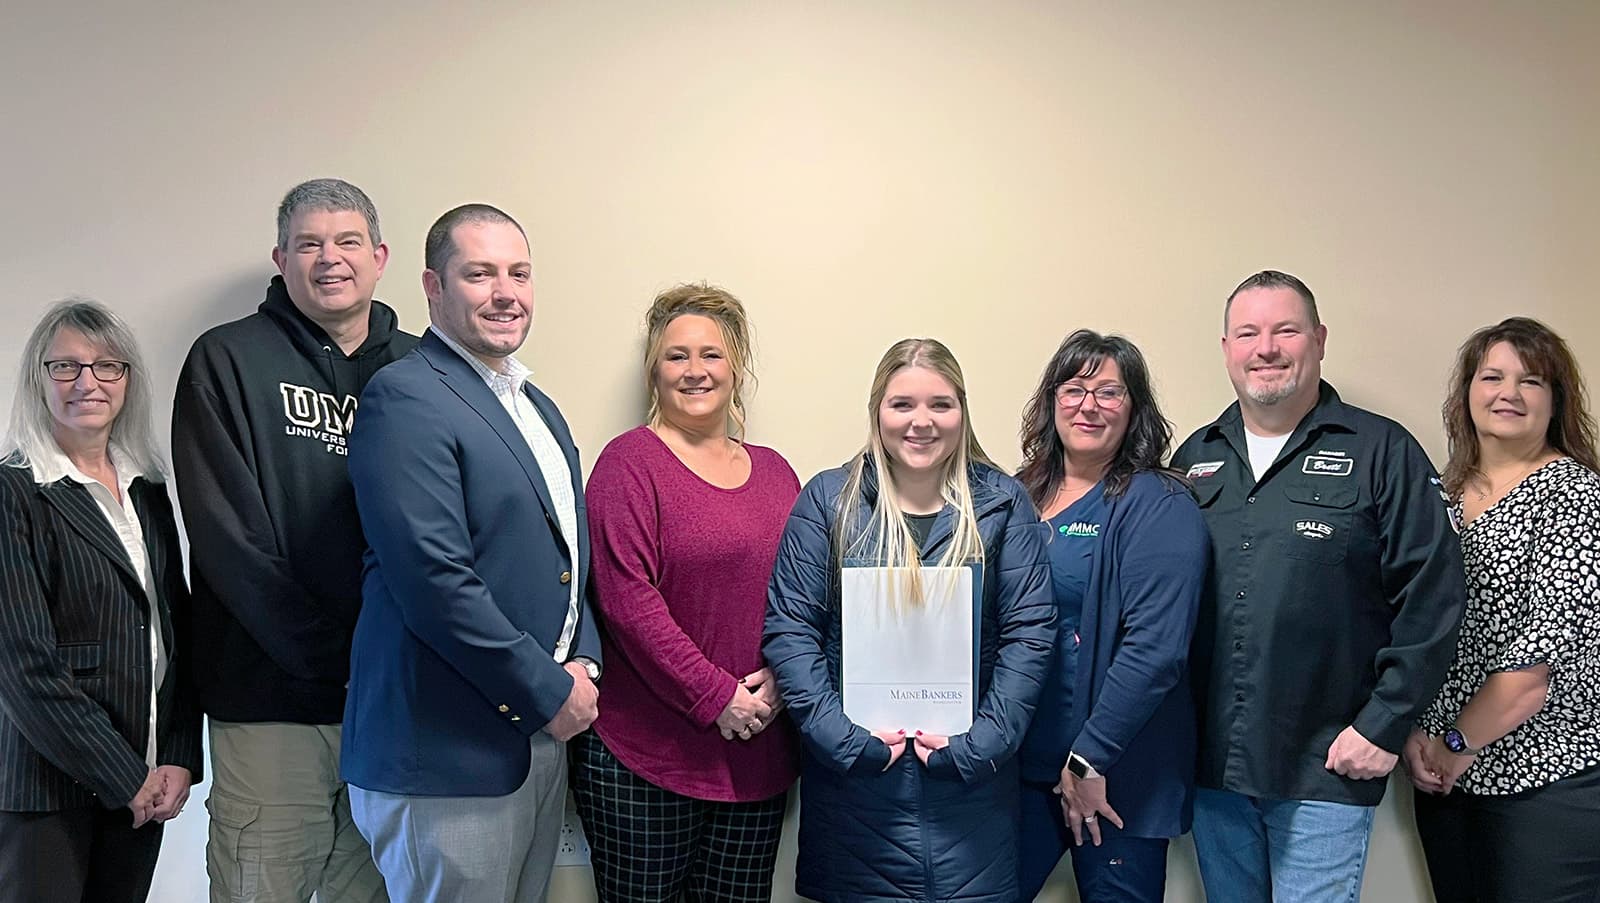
left=586, top=426, right=801, bottom=801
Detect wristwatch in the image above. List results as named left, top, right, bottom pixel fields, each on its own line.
left=1442, top=727, right=1478, bottom=755
left=1066, top=751, right=1101, bottom=780
left=573, top=656, right=601, bottom=684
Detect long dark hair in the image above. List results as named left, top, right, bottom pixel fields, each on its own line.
left=1441, top=317, right=1600, bottom=498
left=1017, top=329, right=1174, bottom=508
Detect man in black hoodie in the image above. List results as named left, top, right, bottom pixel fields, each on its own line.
left=172, top=179, right=416, bottom=903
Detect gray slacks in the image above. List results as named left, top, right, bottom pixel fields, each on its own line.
left=348, top=733, right=568, bottom=903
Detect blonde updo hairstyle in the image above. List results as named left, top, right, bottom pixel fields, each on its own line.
left=643, top=282, right=756, bottom=439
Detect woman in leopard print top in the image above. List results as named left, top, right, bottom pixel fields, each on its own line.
left=1406, top=317, right=1600, bottom=903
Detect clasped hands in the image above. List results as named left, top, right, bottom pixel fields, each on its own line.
left=543, top=660, right=601, bottom=741
left=1402, top=728, right=1475, bottom=796
left=868, top=727, right=950, bottom=769
left=717, top=668, right=785, bottom=741
left=127, top=765, right=192, bottom=828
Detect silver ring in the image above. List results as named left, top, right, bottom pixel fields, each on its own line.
left=1083, top=814, right=1098, bottom=823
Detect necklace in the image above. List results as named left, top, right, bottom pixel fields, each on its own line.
left=1054, top=479, right=1095, bottom=504
left=1473, top=459, right=1548, bottom=501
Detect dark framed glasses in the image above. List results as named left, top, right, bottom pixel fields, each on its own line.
left=44, top=360, right=131, bottom=383
left=1054, top=384, right=1128, bottom=410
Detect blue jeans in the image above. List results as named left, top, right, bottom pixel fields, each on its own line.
left=1018, top=780, right=1169, bottom=903
left=1191, top=787, right=1375, bottom=903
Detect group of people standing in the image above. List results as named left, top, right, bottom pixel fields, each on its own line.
left=0, top=176, right=1594, bottom=903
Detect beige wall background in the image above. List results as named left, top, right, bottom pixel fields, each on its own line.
left=3, top=1, right=1596, bottom=900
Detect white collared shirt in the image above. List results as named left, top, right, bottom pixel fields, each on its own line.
left=31, top=445, right=167, bottom=767
left=430, top=328, right=581, bottom=662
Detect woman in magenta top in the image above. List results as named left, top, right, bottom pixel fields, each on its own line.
left=572, top=282, right=800, bottom=902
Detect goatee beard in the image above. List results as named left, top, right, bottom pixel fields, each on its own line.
left=1246, top=376, right=1299, bottom=406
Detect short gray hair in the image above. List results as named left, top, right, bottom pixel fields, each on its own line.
left=3, top=298, right=165, bottom=480
left=1224, top=269, right=1320, bottom=332
left=276, top=178, right=382, bottom=250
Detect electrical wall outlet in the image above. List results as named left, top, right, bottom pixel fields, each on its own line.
left=556, top=793, right=591, bottom=866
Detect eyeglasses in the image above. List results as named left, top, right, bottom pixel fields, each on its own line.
left=44, top=360, right=131, bottom=383
left=1054, top=384, right=1128, bottom=410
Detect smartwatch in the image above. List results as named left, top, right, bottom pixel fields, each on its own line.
left=1442, top=727, right=1478, bottom=755
left=1066, top=751, right=1101, bottom=780
left=574, top=656, right=601, bottom=684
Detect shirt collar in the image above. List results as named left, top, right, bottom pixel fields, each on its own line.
left=428, top=327, right=531, bottom=392
left=1204, top=380, right=1356, bottom=442
left=30, top=443, right=138, bottom=496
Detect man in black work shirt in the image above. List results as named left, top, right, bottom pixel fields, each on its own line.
left=1171, top=270, right=1464, bottom=903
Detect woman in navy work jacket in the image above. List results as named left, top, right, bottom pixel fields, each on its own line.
left=1014, top=329, right=1209, bottom=902
left=763, top=338, right=1054, bottom=903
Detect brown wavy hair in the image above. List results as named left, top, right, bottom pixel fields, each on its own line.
left=1441, top=316, right=1600, bottom=498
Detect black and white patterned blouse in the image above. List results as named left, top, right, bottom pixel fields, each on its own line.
left=1419, top=457, right=1600, bottom=795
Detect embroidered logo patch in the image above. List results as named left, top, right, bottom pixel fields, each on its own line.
left=1186, top=460, right=1225, bottom=479
left=1301, top=454, right=1353, bottom=477
left=1295, top=519, right=1335, bottom=540
left=1059, top=522, right=1100, bottom=537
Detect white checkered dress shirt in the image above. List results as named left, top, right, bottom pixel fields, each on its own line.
left=431, top=328, right=581, bottom=661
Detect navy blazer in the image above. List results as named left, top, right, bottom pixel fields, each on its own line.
left=1018, top=470, right=1209, bottom=838
left=341, top=330, right=599, bottom=797
left=0, top=464, right=202, bottom=812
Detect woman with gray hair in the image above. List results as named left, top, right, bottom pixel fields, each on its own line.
left=0, top=299, right=202, bottom=903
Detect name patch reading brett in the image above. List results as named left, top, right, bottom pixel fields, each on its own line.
left=1301, top=454, right=1353, bottom=476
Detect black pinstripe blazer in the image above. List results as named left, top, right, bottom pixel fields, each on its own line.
left=0, top=462, right=203, bottom=812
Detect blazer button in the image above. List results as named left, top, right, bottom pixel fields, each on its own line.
left=498, top=704, right=510, bottom=713
left=510, top=715, right=521, bottom=722
left=559, top=571, right=572, bottom=585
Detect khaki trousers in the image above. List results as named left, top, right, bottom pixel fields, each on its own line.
left=206, top=720, right=387, bottom=903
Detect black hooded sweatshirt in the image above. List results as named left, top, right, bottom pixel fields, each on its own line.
left=172, top=277, right=419, bottom=723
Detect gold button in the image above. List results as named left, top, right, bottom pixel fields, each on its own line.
left=510, top=716, right=521, bottom=722
left=498, top=704, right=510, bottom=713
left=559, top=571, right=572, bottom=584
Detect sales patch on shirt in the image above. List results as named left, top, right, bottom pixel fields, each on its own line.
left=1295, top=519, right=1335, bottom=541
left=1301, top=454, right=1353, bottom=477
left=1186, top=460, right=1225, bottom=479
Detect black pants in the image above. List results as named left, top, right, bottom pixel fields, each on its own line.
left=570, top=731, right=787, bottom=903
left=1414, top=764, right=1600, bottom=903
left=0, top=806, right=164, bottom=903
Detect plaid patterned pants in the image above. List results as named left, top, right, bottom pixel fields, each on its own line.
left=570, top=731, right=787, bottom=903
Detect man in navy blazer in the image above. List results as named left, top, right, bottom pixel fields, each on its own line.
left=342, top=203, right=600, bottom=903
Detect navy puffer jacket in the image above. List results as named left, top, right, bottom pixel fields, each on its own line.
left=764, top=460, right=1054, bottom=903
